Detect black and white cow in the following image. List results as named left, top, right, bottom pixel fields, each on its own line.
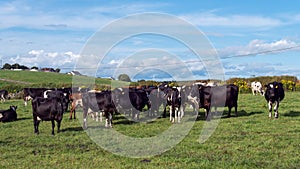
left=169, top=87, right=183, bottom=123
left=82, top=90, right=116, bottom=128
left=251, top=81, right=264, bottom=95
left=0, top=90, right=9, bottom=102
left=0, top=106, right=17, bottom=122
left=112, top=88, right=150, bottom=120
left=31, top=96, right=65, bottom=135
left=198, top=84, right=239, bottom=119
left=264, top=82, right=285, bottom=118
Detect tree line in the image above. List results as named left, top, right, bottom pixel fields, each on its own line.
left=1, top=63, right=60, bottom=73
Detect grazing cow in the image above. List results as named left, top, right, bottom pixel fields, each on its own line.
left=112, top=88, right=150, bottom=120
left=0, top=106, right=17, bottom=122
left=31, top=96, right=64, bottom=135
left=82, top=90, right=116, bottom=128
left=264, top=82, right=285, bottom=118
left=199, top=84, right=239, bottom=119
left=251, top=81, right=264, bottom=95
left=0, top=90, right=9, bottom=102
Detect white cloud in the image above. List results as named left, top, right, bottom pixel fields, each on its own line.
left=181, top=12, right=283, bottom=28
left=218, top=39, right=299, bottom=58
left=6, top=50, right=80, bottom=72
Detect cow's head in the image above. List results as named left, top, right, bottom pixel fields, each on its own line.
left=265, top=82, right=281, bottom=103
left=10, top=105, right=17, bottom=112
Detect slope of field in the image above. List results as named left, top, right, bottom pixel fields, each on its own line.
left=0, top=70, right=122, bottom=91
left=0, top=93, right=299, bottom=168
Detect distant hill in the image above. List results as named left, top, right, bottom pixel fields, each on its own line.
left=0, top=70, right=121, bottom=92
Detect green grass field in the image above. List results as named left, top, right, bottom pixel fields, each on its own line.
left=0, top=92, right=299, bottom=169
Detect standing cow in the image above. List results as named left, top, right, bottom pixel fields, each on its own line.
left=264, top=82, right=285, bottom=118
left=198, top=84, right=239, bottom=119
left=251, top=81, right=264, bottom=95
left=31, top=96, right=64, bottom=135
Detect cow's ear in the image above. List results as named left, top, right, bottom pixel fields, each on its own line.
left=264, top=84, right=268, bottom=88
left=275, top=85, right=278, bottom=89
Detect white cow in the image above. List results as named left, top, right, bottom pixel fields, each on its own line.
left=251, top=81, right=264, bottom=95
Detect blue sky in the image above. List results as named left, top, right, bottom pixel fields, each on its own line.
left=1, top=0, right=300, bottom=80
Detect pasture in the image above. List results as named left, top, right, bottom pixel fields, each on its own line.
left=0, top=92, right=300, bottom=168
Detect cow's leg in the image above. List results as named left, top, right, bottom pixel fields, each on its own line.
left=235, top=105, right=238, bottom=117
left=228, top=107, right=231, bottom=118
left=274, top=101, right=279, bottom=118
left=268, top=101, right=273, bottom=118
left=69, top=102, right=75, bottom=120
left=57, top=120, right=61, bottom=133
left=95, top=112, right=99, bottom=122
left=51, top=120, right=55, bottom=135
left=33, top=115, right=39, bottom=134
left=109, top=112, right=113, bottom=127
left=83, top=108, right=88, bottom=129
left=174, top=107, right=178, bottom=123
left=105, top=112, right=109, bottom=127
left=177, top=107, right=182, bottom=123
left=99, top=112, right=103, bottom=122
left=169, top=106, right=173, bottom=122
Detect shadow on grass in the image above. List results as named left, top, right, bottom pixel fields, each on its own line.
left=17, top=117, right=32, bottom=121
left=60, top=127, right=83, bottom=132
left=192, top=110, right=264, bottom=121
left=237, top=110, right=264, bottom=117
left=283, top=111, right=300, bottom=117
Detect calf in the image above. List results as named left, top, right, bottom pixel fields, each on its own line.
left=251, top=81, right=264, bottom=95
left=31, top=96, right=64, bottom=135
left=264, top=82, right=285, bottom=118
left=0, top=90, right=9, bottom=102
left=0, top=106, right=17, bottom=122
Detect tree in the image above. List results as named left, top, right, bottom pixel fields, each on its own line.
left=118, top=74, right=131, bottom=82
left=2, top=63, right=11, bottom=69
left=11, top=63, right=20, bottom=69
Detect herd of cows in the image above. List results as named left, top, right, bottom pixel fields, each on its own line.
left=0, top=81, right=285, bottom=135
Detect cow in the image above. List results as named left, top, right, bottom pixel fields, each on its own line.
left=112, top=88, right=150, bottom=120
left=31, top=96, right=64, bottom=135
left=44, top=89, right=70, bottom=112
left=147, top=87, right=165, bottom=117
left=264, top=82, right=285, bottom=118
left=251, top=81, right=264, bottom=95
left=198, top=84, right=239, bottom=119
left=82, top=90, right=116, bottom=128
left=23, top=88, right=48, bottom=106
left=0, top=106, right=17, bottom=122
left=69, top=92, right=83, bottom=120
left=169, top=87, right=182, bottom=123
left=0, top=90, right=9, bottom=102
left=180, top=85, right=200, bottom=115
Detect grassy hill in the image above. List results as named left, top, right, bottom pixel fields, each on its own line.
left=0, top=70, right=124, bottom=92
